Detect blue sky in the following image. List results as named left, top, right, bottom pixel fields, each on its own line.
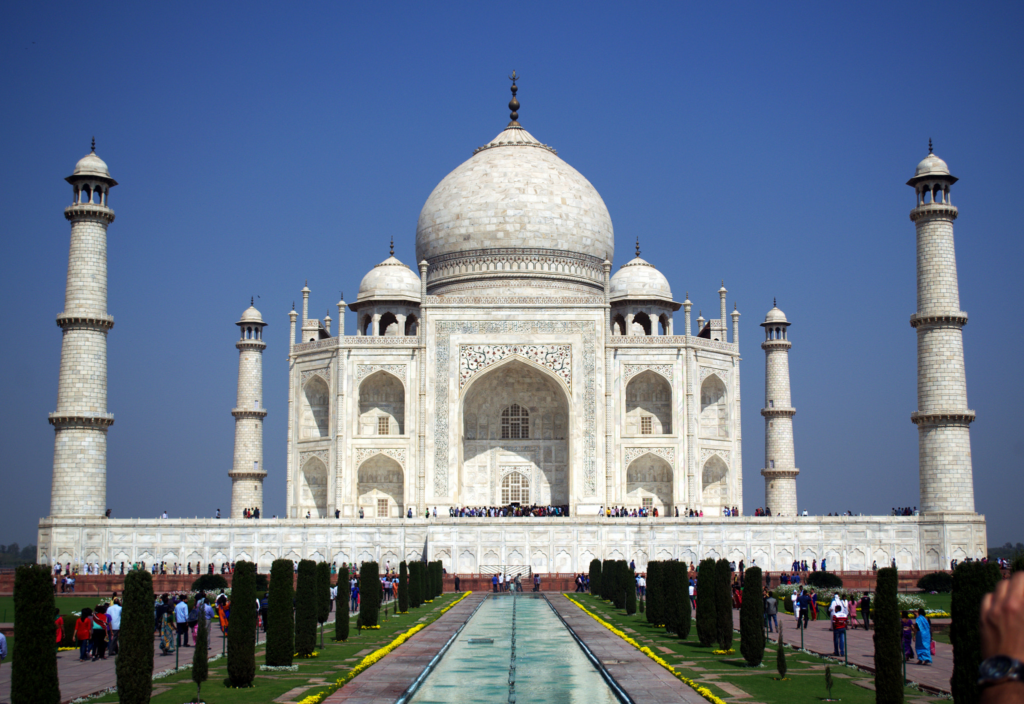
left=2, top=2, right=1022, bottom=546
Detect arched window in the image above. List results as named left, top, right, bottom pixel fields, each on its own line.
left=612, top=314, right=626, bottom=336
left=379, top=312, right=398, bottom=336
left=700, top=375, right=729, bottom=439
left=632, top=311, right=652, bottom=335
left=405, top=314, right=419, bottom=336
left=501, top=404, right=529, bottom=439
left=501, top=471, right=530, bottom=504
left=301, top=376, right=330, bottom=439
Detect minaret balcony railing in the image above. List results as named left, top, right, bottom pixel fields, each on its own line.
left=56, top=312, right=115, bottom=331
left=236, top=339, right=267, bottom=351
left=909, top=311, right=969, bottom=328
left=760, top=468, right=800, bottom=479
left=760, top=407, right=796, bottom=418
left=760, top=339, right=792, bottom=350
left=910, top=410, right=975, bottom=426
left=64, top=203, right=115, bottom=223
left=232, top=408, right=268, bottom=419
left=910, top=203, right=958, bottom=222
left=49, top=412, right=115, bottom=429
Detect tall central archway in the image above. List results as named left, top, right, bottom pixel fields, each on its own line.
left=461, top=358, right=570, bottom=507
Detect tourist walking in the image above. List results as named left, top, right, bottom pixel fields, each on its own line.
left=159, top=608, right=176, bottom=656
left=107, top=598, right=122, bottom=654
left=914, top=608, right=933, bottom=665
left=830, top=598, right=847, bottom=657
left=175, top=595, right=191, bottom=648
left=859, top=593, right=871, bottom=630
left=76, top=608, right=93, bottom=660
left=765, top=592, right=778, bottom=633
left=901, top=611, right=915, bottom=660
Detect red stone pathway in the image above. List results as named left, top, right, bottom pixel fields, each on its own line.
left=323, top=593, right=485, bottom=703
left=736, top=610, right=954, bottom=694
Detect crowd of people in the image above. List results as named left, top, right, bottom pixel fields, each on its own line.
left=445, top=505, right=570, bottom=518
left=892, top=506, right=919, bottom=516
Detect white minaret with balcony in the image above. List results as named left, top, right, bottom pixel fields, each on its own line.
left=49, top=142, right=117, bottom=517
left=908, top=143, right=976, bottom=513
left=230, top=300, right=268, bottom=517
left=760, top=301, right=798, bottom=516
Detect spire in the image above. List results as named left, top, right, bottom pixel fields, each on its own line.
left=774, top=297, right=777, bottom=307
left=91, top=136, right=96, bottom=153
left=928, top=138, right=933, bottom=154
left=635, top=237, right=641, bottom=258
left=390, top=237, right=394, bottom=257
left=508, top=70, right=521, bottom=126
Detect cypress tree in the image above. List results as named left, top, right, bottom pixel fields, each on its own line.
left=335, top=566, right=350, bottom=642
left=873, top=567, right=903, bottom=704
left=11, top=564, right=59, bottom=704
left=192, top=610, right=209, bottom=702
left=950, top=561, right=1002, bottom=704
left=715, top=558, right=733, bottom=650
left=589, top=558, right=602, bottom=597
left=601, top=559, right=613, bottom=600
left=663, top=561, right=682, bottom=634
left=116, top=569, right=154, bottom=704
left=265, top=559, right=294, bottom=666
left=398, top=561, right=409, bottom=612
left=645, top=561, right=661, bottom=626
left=316, top=562, right=331, bottom=648
left=677, top=562, right=691, bottom=640
left=408, top=562, right=420, bottom=608
left=294, top=559, right=318, bottom=656
left=359, top=561, right=381, bottom=627
left=696, top=558, right=717, bottom=646
left=625, top=564, right=637, bottom=615
left=740, top=566, right=765, bottom=666
left=228, top=560, right=257, bottom=688
left=776, top=623, right=787, bottom=678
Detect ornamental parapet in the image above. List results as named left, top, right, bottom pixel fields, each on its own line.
left=910, top=410, right=976, bottom=426
left=761, top=339, right=792, bottom=350
left=910, top=311, right=968, bottom=328
left=425, top=247, right=606, bottom=290
left=910, top=203, right=958, bottom=222
left=56, top=312, right=115, bottom=331
left=293, top=336, right=422, bottom=353
left=64, top=204, right=115, bottom=223
left=760, top=407, right=796, bottom=418
left=227, top=470, right=267, bottom=478
left=236, top=339, right=267, bottom=351
left=232, top=408, right=268, bottom=419
left=607, top=336, right=737, bottom=353
left=49, top=412, right=115, bottom=429
left=760, top=468, right=800, bottom=479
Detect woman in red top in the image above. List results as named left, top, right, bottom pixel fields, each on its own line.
left=55, top=608, right=64, bottom=646
left=75, top=608, right=93, bottom=661
left=91, top=605, right=109, bottom=660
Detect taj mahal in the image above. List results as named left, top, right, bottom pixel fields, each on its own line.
left=37, top=80, right=987, bottom=574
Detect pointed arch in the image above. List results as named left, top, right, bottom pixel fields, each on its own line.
left=357, top=454, right=404, bottom=518
left=625, top=452, right=673, bottom=513
left=300, top=375, right=330, bottom=439
left=625, top=369, right=672, bottom=435
left=300, top=455, right=328, bottom=517
left=404, top=313, right=419, bottom=336
left=699, top=374, right=729, bottom=439
left=379, top=312, right=399, bottom=336
left=631, top=311, right=652, bottom=335
left=701, top=454, right=729, bottom=510
left=359, top=369, right=405, bottom=435
left=612, top=314, right=626, bottom=336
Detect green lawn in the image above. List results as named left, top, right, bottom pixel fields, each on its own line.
left=570, top=594, right=946, bottom=704
left=84, top=594, right=459, bottom=703
left=0, top=595, right=115, bottom=623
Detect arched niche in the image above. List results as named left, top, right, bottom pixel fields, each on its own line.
left=357, top=454, right=404, bottom=518
left=625, top=453, right=672, bottom=514
left=358, top=370, right=404, bottom=436
left=625, top=370, right=672, bottom=435
left=699, top=374, right=729, bottom=439
left=611, top=314, right=626, bottom=336
left=405, top=314, right=419, bottom=336
left=631, top=311, right=652, bottom=335
left=300, top=456, right=328, bottom=517
left=380, top=312, right=399, bottom=336
left=701, top=454, right=729, bottom=511
left=461, top=358, right=569, bottom=507
left=300, top=376, right=330, bottom=440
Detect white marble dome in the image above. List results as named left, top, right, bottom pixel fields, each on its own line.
left=415, top=124, right=614, bottom=266
left=69, top=151, right=115, bottom=182
left=763, top=305, right=789, bottom=325
left=237, top=303, right=265, bottom=324
left=913, top=152, right=951, bottom=180
left=610, top=256, right=673, bottom=301
left=356, top=255, right=421, bottom=303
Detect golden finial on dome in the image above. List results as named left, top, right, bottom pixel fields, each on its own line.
left=390, top=237, right=394, bottom=257
left=508, top=70, right=521, bottom=126
left=635, top=237, right=641, bottom=258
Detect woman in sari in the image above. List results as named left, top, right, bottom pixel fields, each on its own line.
left=914, top=608, right=932, bottom=665
left=159, top=608, right=176, bottom=656
left=900, top=610, right=915, bottom=661
left=217, top=596, right=230, bottom=636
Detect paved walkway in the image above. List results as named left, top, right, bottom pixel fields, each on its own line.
left=324, top=593, right=485, bottom=703
left=743, top=611, right=953, bottom=694
left=550, top=596, right=707, bottom=703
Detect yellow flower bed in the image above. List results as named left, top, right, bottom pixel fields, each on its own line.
left=439, top=591, right=471, bottom=615
left=58, top=646, right=78, bottom=652
left=564, top=595, right=728, bottom=704
left=294, top=650, right=320, bottom=658
left=295, top=592, right=472, bottom=704
left=711, top=649, right=735, bottom=655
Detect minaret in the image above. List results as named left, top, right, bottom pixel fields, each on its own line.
left=230, top=300, right=268, bottom=518
left=908, top=143, right=975, bottom=513
left=760, top=301, right=798, bottom=516
left=49, top=142, right=117, bottom=517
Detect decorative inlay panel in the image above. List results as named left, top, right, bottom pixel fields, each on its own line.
left=624, top=447, right=676, bottom=468
left=299, top=449, right=330, bottom=467
left=435, top=320, right=597, bottom=497
left=699, top=366, right=726, bottom=383
left=300, top=366, right=331, bottom=386
left=356, top=364, right=407, bottom=383
left=699, top=448, right=731, bottom=465
left=459, top=344, right=571, bottom=390
left=623, top=364, right=673, bottom=382
left=355, top=448, right=406, bottom=467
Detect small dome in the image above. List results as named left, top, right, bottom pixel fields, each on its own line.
left=762, top=305, right=789, bottom=325
left=610, top=257, right=673, bottom=301
left=914, top=153, right=950, bottom=179
left=68, top=150, right=116, bottom=184
left=237, top=304, right=265, bottom=325
left=356, top=255, right=422, bottom=303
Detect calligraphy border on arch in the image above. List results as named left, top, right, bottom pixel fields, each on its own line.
left=699, top=448, right=731, bottom=465
left=300, top=367, right=331, bottom=386
left=459, top=344, right=571, bottom=391
left=624, top=446, right=676, bottom=468
left=299, top=449, right=330, bottom=467
left=354, top=447, right=406, bottom=468
left=623, top=364, right=673, bottom=383
left=356, top=364, right=407, bottom=383
left=434, top=320, right=596, bottom=498
left=699, top=366, right=727, bottom=384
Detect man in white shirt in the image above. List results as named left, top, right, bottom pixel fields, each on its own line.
left=498, top=573, right=504, bottom=591
left=107, top=599, right=122, bottom=654
left=174, top=597, right=191, bottom=648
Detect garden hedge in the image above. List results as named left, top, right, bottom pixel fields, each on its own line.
left=740, top=566, right=764, bottom=665
left=645, top=561, right=661, bottom=626
left=625, top=563, right=637, bottom=615
left=409, top=561, right=421, bottom=608
left=316, top=561, right=332, bottom=647
left=359, top=561, right=381, bottom=627
left=695, top=558, right=717, bottom=646
left=294, top=559, right=318, bottom=656
left=265, top=559, right=294, bottom=666
left=589, top=558, right=602, bottom=598
left=601, top=559, right=613, bottom=601
left=190, top=573, right=229, bottom=592
left=805, top=571, right=843, bottom=589
left=116, top=569, right=154, bottom=704
left=335, top=567, right=350, bottom=642
left=11, top=564, right=59, bottom=704
left=715, top=558, right=733, bottom=650
left=227, top=560, right=257, bottom=687
left=677, top=562, right=691, bottom=640
left=916, top=571, right=953, bottom=593
left=872, top=567, right=903, bottom=704
left=950, top=560, right=1002, bottom=704
left=398, top=561, right=409, bottom=612
left=663, top=561, right=683, bottom=635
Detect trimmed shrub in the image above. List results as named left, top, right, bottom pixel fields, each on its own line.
left=589, top=558, right=602, bottom=597
left=192, top=612, right=209, bottom=702
left=805, top=571, right=843, bottom=589
left=335, top=567, right=349, bottom=641
left=409, top=561, right=421, bottom=608
left=663, top=561, right=682, bottom=634
left=625, top=564, right=637, bottom=615
left=609, top=561, right=624, bottom=609
left=715, top=559, right=733, bottom=650
left=265, top=559, right=294, bottom=666
left=601, top=559, right=613, bottom=600
left=359, top=561, right=381, bottom=628
left=916, top=571, right=953, bottom=593
left=678, top=562, right=691, bottom=640
left=255, top=572, right=269, bottom=592
left=695, top=558, right=717, bottom=646
left=294, top=560, right=318, bottom=656
left=639, top=597, right=646, bottom=614
left=228, top=560, right=257, bottom=687
left=316, top=561, right=332, bottom=648
left=190, top=573, right=229, bottom=592
left=398, top=561, right=409, bottom=612
left=116, top=569, right=155, bottom=704
left=776, top=623, right=787, bottom=678
left=431, top=561, right=442, bottom=598
left=1010, top=554, right=1023, bottom=574
left=872, top=567, right=903, bottom=704
left=645, top=561, right=661, bottom=626
left=11, top=564, right=59, bottom=704
left=740, top=566, right=765, bottom=666
left=951, top=561, right=1002, bottom=704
